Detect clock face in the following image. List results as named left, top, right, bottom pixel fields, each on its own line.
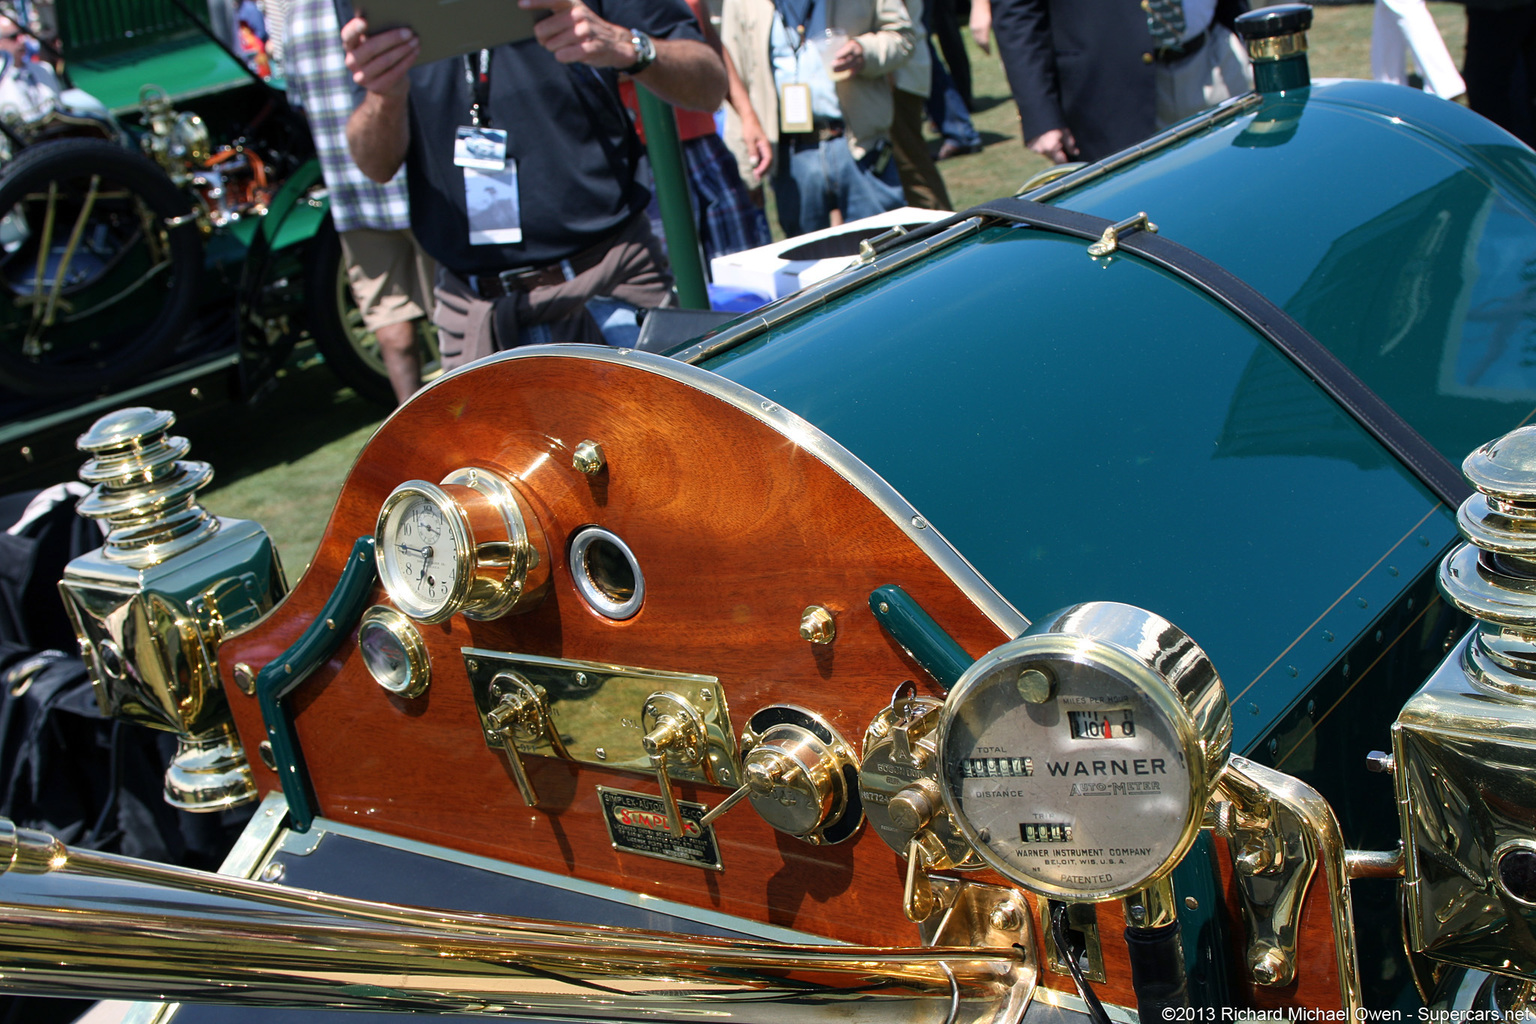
left=376, top=482, right=469, bottom=623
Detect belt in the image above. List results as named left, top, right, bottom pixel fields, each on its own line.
left=1153, top=25, right=1210, bottom=65
left=462, top=230, right=615, bottom=299
left=781, top=119, right=845, bottom=152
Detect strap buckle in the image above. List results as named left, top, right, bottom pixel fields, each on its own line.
left=1087, top=211, right=1158, bottom=257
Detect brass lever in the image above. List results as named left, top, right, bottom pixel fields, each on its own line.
left=696, top=757, right=788, bottom=829
left=485, top=672, right=550, bottom=807
left=904, top=833, right=939, bottom=922
left=640, top=692, right=707, bottom=835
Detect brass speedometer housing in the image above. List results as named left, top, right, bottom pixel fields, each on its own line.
left=937, top=602, right=1231, bottom=902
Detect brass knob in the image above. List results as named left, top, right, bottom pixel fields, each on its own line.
left=887, top=780, right=942, bottom=833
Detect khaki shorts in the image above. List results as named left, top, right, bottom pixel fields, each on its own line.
left=338, top=227, right=437, bottom=332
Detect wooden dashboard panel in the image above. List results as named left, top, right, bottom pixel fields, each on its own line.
left=218, top=349, right=1347, bottom=1012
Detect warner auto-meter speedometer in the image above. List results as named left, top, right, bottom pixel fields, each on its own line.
left=938, top=602, right=1232, bottom=903
left=375, top=468, right=549, bottom=624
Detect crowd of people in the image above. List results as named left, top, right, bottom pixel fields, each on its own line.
left=294, top=0, right=1274, bottom=403
left=2, top=0, right=1530, bottom=409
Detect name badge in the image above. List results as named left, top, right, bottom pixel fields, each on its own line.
left=465, top=162, right=521, bottom=246
left=779, top=83, right=812, bottom=134
left=454, top=125, right=508, bottom=171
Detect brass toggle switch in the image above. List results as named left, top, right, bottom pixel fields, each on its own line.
left=484, top=671, right=551, bottom=807
left=640, top=692, right=707, bottom=836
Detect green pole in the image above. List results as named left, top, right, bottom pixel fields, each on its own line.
left=636, top=85, right=710, bottom=310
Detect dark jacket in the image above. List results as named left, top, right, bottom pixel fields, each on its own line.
left=993, top=0, right=1247, bottom=162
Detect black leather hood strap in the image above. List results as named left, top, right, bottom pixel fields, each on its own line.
left=962, top=197, right=1470, bottom=508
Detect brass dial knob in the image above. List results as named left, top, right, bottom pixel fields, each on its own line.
left=697, top=706, right=863, bottom=845
left=887, top=779, right=943, bottom=833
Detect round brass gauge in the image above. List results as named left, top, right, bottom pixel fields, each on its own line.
left=375, top=467, right=549, bottom=624
left=357, top=605, right=430, bottom=698
left=937, top=602, right=1231, bottom=902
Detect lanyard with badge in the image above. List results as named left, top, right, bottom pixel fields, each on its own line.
left=454, top=49, right=522, bottom=245
left=774, top=0, right=814, bottom=134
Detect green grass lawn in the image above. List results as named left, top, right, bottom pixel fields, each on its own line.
left=199, top=4, right=1471, bottom=574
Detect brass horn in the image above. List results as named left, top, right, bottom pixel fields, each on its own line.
left=0, top=817, right=1036, bottom=1023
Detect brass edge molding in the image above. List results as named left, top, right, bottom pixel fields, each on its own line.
left=221, top=790, right=292, bottom=878
left=407, top=346, right=1030, bottom=639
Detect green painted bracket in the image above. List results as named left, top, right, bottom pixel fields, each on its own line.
left=869, top=584, right=974, bottom=691
left=255, top=536, right=377, bottom=833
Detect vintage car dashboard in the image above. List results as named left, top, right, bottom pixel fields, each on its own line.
left=11, top=6, right=1536, bottom=1023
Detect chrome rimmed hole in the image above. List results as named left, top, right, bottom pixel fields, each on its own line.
left=569, top=526, right=644, bottom=620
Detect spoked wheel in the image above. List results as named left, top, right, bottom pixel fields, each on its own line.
left=0, top=138, right=202, bottom=396
left=304, top=217, right=440, bottom=406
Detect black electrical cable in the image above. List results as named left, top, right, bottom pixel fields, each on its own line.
left=1052, top=902, right=1112, bottom=1024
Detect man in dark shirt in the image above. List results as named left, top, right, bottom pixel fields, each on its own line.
left=343, top=0, right=726, bottom=368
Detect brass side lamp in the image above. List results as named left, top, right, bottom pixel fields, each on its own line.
left=57, top=407, right=286, bottom=811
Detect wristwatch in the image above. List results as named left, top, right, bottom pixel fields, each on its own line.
left=621, top=28, right=656, bottom=75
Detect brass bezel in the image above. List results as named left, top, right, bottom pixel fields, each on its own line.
left=375, top=481, right=475, bottom=624
left=375, top=468, right=548, bottom=625
left=357, top=604, right=431, bottom=699
left=937, top=605, right=1230, bottom=903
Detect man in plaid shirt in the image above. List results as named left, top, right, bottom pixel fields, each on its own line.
left=285, top=0, right=434, bottom=404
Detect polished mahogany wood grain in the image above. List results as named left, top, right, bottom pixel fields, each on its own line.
left=221, top=351, right=1016, bottom=938
left=218, top=351, right=1338, bottom=1012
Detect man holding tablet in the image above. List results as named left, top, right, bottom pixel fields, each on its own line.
left=342, top=0, right=726, bottom=367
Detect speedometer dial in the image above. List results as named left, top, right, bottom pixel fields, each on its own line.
left=938, top=602, right=1231, bottom=902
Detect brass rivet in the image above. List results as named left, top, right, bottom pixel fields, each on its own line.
left=800, top=605, right=836, bottom=644
left=1184, top=896, right=1199, bottom=911
left=989, top=903, right=1024, bottom=932
left=258, top=740, right=276, bottom=770
left=1016, top=667, right=1054, bottom=704
left=233, top=662, right=256, bottom=695
left=1143, top=52, right=1154, bottom=63
left=595, top=747, right=607, bottom=760
left=573, top=440, right=606, bottom=476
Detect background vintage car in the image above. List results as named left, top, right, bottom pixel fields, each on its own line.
left=7, top=5, right=1536, bottom=1024
left=0, top=0, right=421, bottom=437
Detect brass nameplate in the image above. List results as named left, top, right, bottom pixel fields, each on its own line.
left=462, top=649, right=739, bottom=787
left=597, top=786, right=723, bottom=870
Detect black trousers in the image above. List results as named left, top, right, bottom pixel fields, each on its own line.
left=927, top=0, right=974, bottom=111
left=1465, top=5, right=1536, bottom=147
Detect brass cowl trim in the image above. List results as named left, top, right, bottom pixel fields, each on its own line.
left=1442, top=426, right=1536, bottom=698
left=74, top=407, right=218, bottom=567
